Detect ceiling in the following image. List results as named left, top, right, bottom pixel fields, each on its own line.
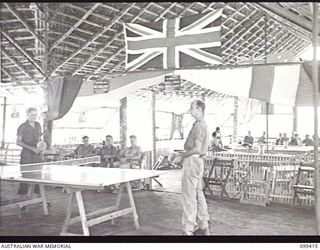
left=0, top=2, right=318, bottom=99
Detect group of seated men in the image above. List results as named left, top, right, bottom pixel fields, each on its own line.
left=72, top=134, right=142, bottom=169
left=242, top=130, right=315, bottom=148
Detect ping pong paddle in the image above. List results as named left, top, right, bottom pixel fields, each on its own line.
left=37, top=140, right=47, bottom=153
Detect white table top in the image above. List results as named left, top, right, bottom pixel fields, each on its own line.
left=0, top=164, right=165, bottom=190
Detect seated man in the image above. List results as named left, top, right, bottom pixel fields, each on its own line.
left=302, top=134, right=314, bottom=146
left=275, top=133, right=283, bottom=145
left=258, top=131, right=267, bottom=144
left=74, top=136, right=96, bottom=158
left=209, top=132, right=226, bottom=152
left=99, top=135, right=120, bottom=167
left=118, top=135, right=142, bottom=169
left=289, top=133, right=300, bottom=146
left=243, top=131, right=254, bottom=148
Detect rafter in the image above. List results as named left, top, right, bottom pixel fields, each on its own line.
left=1, top=30, right=45, bottom=76
left=72, top=2, right=154, bottom=76
left=1, top=68, right=17, bottom=82
left=49, top=4, right=136, bottom=76
left=256, top=2, right=319, bottom=36
left=47, top=3, right=66, bottom=22
left=49, top=3, right=100, bottom=52
left=1, top=47, right=33, bottom=79
left=4, top=3, right=45, bottom=47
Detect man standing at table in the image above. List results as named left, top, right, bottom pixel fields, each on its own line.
left=16, top=107, right=44, bottom=195
left=173, top=100, right=210, bottom=235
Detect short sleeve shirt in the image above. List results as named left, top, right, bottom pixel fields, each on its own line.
left=17, top=121, right=42, bottom=158
left=100, top=145, right=120, bottom=160
left=184, top=119, right=209, bottom=155
left=75, top=144, right=95, bottom=158
left=121, top=145, right=142, bottom=158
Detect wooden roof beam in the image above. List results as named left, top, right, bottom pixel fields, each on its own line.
left=4, top=3, right=45, bottom=47
left=256, top=2, right=318, bottom=36
left=1, top=47, right=33, bottom=79
left=49, top=4, right=136, bottom=76
left=47, top=3, right=66, bottom=22
left=49, top=3, right=100, bottom=52
left=1, top=30, right=45, bottom=76
left=72, top=2, right=154, bottom=75
left=223, top=15, right=264, bottom=49
left=1, top=68, right=17, bottom=82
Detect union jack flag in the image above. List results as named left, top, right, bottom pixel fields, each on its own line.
left=123, top=9, right=223, bottom=71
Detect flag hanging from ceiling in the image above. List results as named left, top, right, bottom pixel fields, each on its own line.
left=123, top=9, right=223, bottom=71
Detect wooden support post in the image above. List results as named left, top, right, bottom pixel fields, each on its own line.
left=293, top=106, right=298, bottom=132
left=1, top=97, right=7, bottom=148
left=232, top=96, right=239, bottom=143
left=311, top=2, right=320, bottom=235
left=120, top=97, right=127, bottom=150
left=151, top=91, right=156, bottom=165
left=42, top=3, right=53, bottom=149
left=266, top=102, right=269, bottom=152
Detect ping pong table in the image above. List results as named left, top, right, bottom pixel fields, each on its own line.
left=0, top=156, right=165, bottom=236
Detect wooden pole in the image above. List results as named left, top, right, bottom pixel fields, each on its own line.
left=151, top=91, right=156, bottom=165
left=42, top=3, right=53, bottom=148
left=119, top=97, right=127, bottom=150
left=293, top=106, right=298, bottom=132
left=311, top=2, right=320, bottom=235
left=232, top=96, right=239, bottom=144
left=1, top=97, right=7, bottom=149
left=266, top=102, right=269, bottom=152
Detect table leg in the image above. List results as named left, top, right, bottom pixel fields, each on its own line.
left=61, top=191, right=75, bottom=235
left=75, top=191, right=90, bottom=236
left=39, top=185, right=49, bottom=215
left=125, top=182, right=140, bottom=229
left=111, top=184, right=124, bottom=226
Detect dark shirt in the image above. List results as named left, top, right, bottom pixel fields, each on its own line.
left=100, top=145, right=120, bottom=161
left=184, top=119, right=209, bottom=155
left=244, top=135, right=254, bottom=145
left=258, top=136, right=266, bottom=144
left=289, top=138, right=298, bottom=146
left=302, top=138, right=314, bottom=146
left=74, top=144, right=96, bottom=158
left=17, top=120, right=42, bottom=162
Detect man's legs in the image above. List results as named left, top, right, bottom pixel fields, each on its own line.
left=181, top=156, right=202, bottom=235
left=194, top=160, right=210, bottom=235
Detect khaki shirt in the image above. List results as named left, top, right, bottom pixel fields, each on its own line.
left=184, top=119, right=209, bottom=155
left=74, top=144, right=95, bottom=158
left=120, top=145, right=142, bottom=159
left=17, top=120, right=42, bottom=160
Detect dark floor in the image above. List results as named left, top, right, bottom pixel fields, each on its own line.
left=0, top=169, right=316, bottom=236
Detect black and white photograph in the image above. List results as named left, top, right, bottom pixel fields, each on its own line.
left=0, top=1, right=319, bottom=241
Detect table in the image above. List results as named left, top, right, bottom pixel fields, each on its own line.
left=0, top=161, right=164, bottom=236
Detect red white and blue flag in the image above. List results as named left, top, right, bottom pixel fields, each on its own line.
left=123, top=9, right=223, bottom=71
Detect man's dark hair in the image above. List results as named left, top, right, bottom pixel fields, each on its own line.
left=82, top=136, right=89, bottom=140
left=130, top=135, right=137, bottom=139
left=26, top=107, right=37, bottom=113
left=216, top=127, right=220, bottom=131
left=212, top=132, right=217, bottom=137
left=193, top=100, right=205, bottom=112
left=106, top=135, right=113, bottom=139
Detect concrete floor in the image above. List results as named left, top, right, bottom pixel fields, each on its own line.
left=0, top=169, right=316, bottom=236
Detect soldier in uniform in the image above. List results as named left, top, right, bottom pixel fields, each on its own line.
left=16, top=107, right=43, bottom=195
